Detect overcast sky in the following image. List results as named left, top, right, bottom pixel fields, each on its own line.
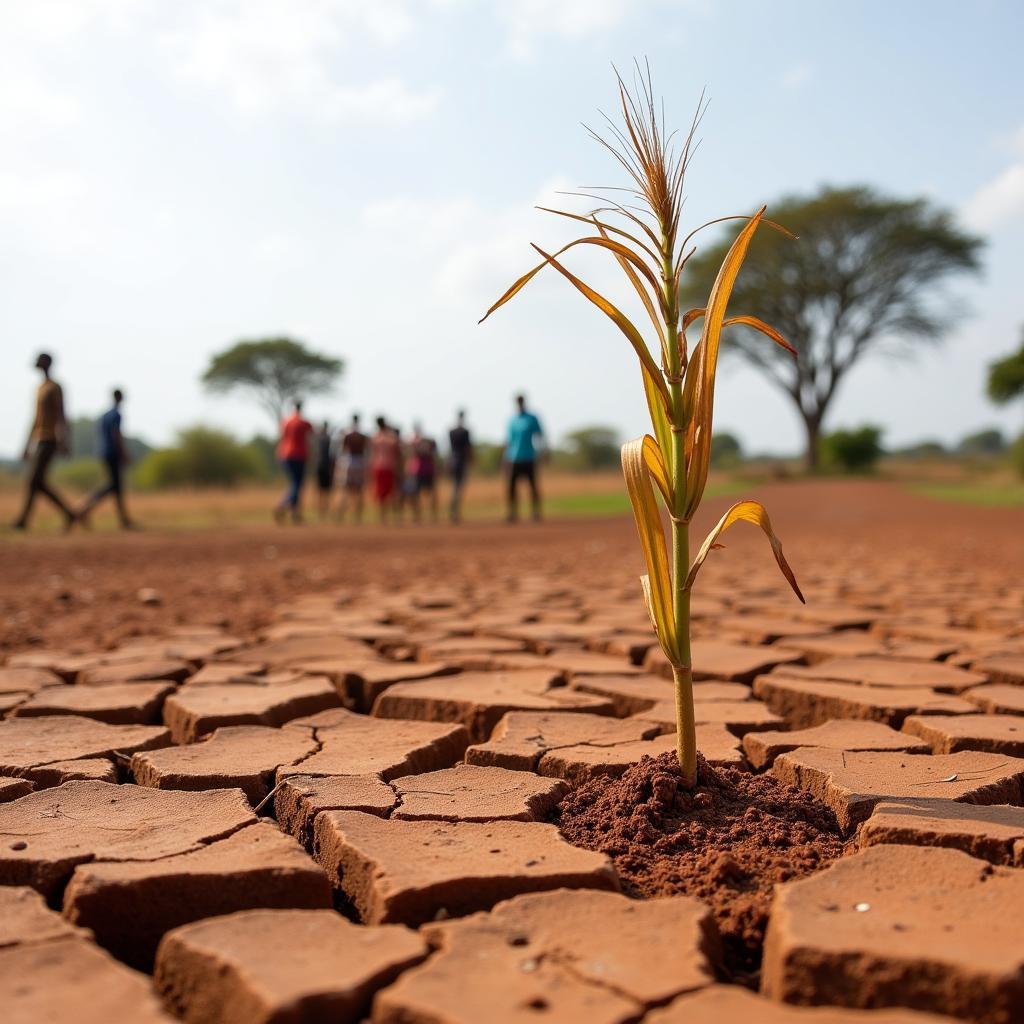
left=2, top=0, right=1022, bottom=455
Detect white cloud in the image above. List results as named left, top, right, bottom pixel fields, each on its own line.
left=163, top=0, right=440, bottom=121
left=962, top=162, right=1024, bottom=231
left=497, top=0, right=643, bottom=58
left=781, top=63, right=814, bottom=91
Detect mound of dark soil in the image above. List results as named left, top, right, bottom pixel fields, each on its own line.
left=557, top=752, right=847, bottom=986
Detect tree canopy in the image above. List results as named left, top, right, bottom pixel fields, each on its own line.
left=987, top=332, right=1024, bottom=405
left=681, top=186, right=983, bottom=468
left=201, top=337, right=343, bottom=426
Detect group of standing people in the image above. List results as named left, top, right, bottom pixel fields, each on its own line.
left=274, top=407, right=478, bottom=526
left=273, top=394, right=546, bottom=526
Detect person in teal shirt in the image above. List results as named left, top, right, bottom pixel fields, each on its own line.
left=504, top=394, right=545, bottom=521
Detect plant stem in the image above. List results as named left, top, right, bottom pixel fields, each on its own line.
left=671, top=452, right=697, bottom=787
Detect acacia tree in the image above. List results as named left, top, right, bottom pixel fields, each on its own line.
left=201, top=337, right=343, bottom=427
left=682, top=186, right=983, bottom=468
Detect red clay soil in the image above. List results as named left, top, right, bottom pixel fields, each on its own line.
left=557, top=752, right=847, bottom=986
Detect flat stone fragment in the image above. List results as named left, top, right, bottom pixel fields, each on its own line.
left=392, top=764, right=568, bottom=821
left=132, top=725, right=319, bottom=803
left=281, top=709, right=469, bottom=781
left=744, top=721, right=929, bottom=770
left=372, top=671, right=615, bottom=742
left=0, top=715, right=170, bottom=774
left=902, top=713, right=1024, bottom=755
left=294, top=656, right=458, bottom=711
left=22, top=757, right=117, bottom=786
left=964, top=684, right=1024, bottom=715
left=650, top=985, right=955, bottom=1022
left=761, top=845, right=1024, bottom=1022
left=538, top=724, right=743, bottom=782
left=373, top=889, right=718, bottom=1024
left=860, top=798, right=1024, bottom=866
left=0, top=666, right=63, bottom=695
left=315, top=811, right=618, bottom=925
left=227, top=635, right=373, bottom=668
left=0, top=779, right=255, bottom=897
left=63, top=822, right=332, bottom=970
left=645, top=640, right=802, bottom=682
left=771, top=747, right=1024, bottom=833
left=185, top=662, right=268, bottom=685
left=156, top=909, right=428, bottom=1024
left=753, top=676, right=975, bottom=729
left=773, top=657, right=988, bottom=692
left=0, top=936, right=173, bottom=1023
left=276, top=775, right=398, bottom=846
left=466, top=711, right=660, bottom=772
left=772, top=632, right=894, bottom=664
left=13, top=681, right=174, bottom=724
left=78, top=657, right=191, bottom=685
left=542, top=650, right=642, bottom=677
left=631, top=698, right=784, bottom=736
left=163, top=675, right=342, bottom=743
left=0, top=776, right=35, bottom=802
left=0, top=885, right=86, bottom=948
left=972, top=655, right=1024, bottom=686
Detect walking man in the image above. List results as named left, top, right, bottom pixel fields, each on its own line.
left=448, top=409, right=473, bottom=524
left=12, top=353, right=76, bottom=532
left=79, top=388, right=135, bottom=529
left=337, top=413, right=368, bottom=523
left=315, top=421, right=335, bottom=520
left=504, top=394, right=545, bottom=522
left=274, top=400, right=313, bottom=524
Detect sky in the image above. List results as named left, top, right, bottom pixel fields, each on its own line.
left=2, top=0, right=1023, bottom=456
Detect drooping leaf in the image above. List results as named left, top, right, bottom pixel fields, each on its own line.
left=685, top=499, right=804, bottom=602
left=621, top=436, right=679, bottom=662
left=683, top=209, right=766, bottom=519
left=530, top=244, right=671, bottom=410
left=536, top=206, right=662, bottom=264
left=723, top=315, right=796, bottom=356
left=641, top=434, right=672, bottom=507
left=642, top=363, right=674, bottom=471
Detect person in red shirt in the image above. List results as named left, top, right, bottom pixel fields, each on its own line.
left=274, top=400, right=313, bottom=524
left=369, top=416, right=401, bottom=524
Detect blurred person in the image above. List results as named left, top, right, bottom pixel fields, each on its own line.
left=407, top=423, right=439, bottom=523
left=314, top=421, right=335, bottom=519
left=78, top=388, right=135, bottom=530
left=504, top=393, right=546, bottom=523
left=448, top=409, right=473, bottom=524
left=11, top=352, right=76, bottom=532
left=337, top=413, right=368, bottom=523
left=370, top=416, right=400, bottom=524
left=274, top=399, right=313, bottom=524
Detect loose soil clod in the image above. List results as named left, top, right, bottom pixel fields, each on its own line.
left=557, top=751, right=846, bottom=986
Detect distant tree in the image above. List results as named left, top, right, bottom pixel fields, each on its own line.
left=894, top=439, right=947, bottom=459
left=563, top=426, right=620, bottom=471
left=710, top=432, right=743, bottom=468
left=201, top=337, right=343, bottom=427
left=987, top=333, right=1024, bottom=407
left=957, top=428, right=1006, bottom=457
left=682, top=186, right=983, bottom=469
left=68, top=416, right=151, bottom=463
left=820, top=425, right=884, bottom=473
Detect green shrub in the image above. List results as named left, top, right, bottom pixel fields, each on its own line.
left=134, top=426, right=270, bottom=489
left=1010, top=433, right=1024, bottom=479
left=820, top=425, right=884, bottom=473
left=51, top=458, right=104, bottom=493
left=710, top=432, right=743, bottom=468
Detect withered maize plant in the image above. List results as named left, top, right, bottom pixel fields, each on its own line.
left=481, top=68, right=805, bottom=787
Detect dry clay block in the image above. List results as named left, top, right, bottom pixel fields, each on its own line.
left=762, top=845, right=1024, bottom=1024
left=651, top=985, right=955, bottom=1023
left=772, top=747, right=1024, bottom=833
left=0, top=780, right=254, bottom=897
left=13, top=681, right=175, bottom=724
left=772, top=657, right=988, bottom=692
left=315, top=811, right=618, bottom=925
left=276, top=775, right=398, bottom=847
left=859, top=798, right=1024, bottom=867
left=644, top=639, right=802, bottom=682
left=372, top=671, right=614, bottom=742
left=0, top=936, right=173, bottom=1023
left=156, top=909, right=427, bottom=1024
left=374, top=889, right=719, bottom=1024
left=0, top=715, right=169, bottom=775
left=743, top=720, right=929, bottom=770
left=163, top=674, right=341, bottom=743
left=902, top=713, right=1024, bottom=755
left=753, top=676, right=975, bottom=729
left=0, top=885, right=86, bottom=948
left=63, top=822, right=331, bottom=970
left=131, top=725, right=318, bottom=803
left=280, top=709, right=469, bottom=781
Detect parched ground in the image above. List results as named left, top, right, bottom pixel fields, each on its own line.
left=1, top=479, right=1023, bottom=1022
